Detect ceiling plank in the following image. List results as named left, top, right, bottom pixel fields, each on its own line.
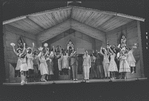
left=106, top=20, right=136, bottom=34
left=26, top=17, right=46, bottom=30
left=71, top=19, right=106, bottom=43
left=97, top=16, right=116, bottom=28
left=37, top=19, right=71, bottom=42
left=5, top=24, right=36, bottom=40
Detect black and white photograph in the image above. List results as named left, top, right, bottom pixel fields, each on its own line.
left=1, top=0, right=149, bottom=101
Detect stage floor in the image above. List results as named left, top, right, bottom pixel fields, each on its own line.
left=3, top=77, right=147, bottom=86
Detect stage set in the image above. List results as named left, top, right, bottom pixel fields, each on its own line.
left=3, top=6, right=147, bottom=85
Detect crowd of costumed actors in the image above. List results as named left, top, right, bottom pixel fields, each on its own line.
left=10, top=35, right=137, bottom=85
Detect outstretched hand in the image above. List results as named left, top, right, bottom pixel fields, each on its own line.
left=10, top=43, right=15, bottom=46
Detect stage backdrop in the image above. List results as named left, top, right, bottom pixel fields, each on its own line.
left=45, top=31, right=103, bottom=54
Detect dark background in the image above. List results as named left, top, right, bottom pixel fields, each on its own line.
left=1, top=0, right=149, bottom=101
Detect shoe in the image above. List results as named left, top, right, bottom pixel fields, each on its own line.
left=43, top=79, right=47, bottom=82
left=21, top=81, right=25, bottom=85
left=25, top=81, right=27, bottom=84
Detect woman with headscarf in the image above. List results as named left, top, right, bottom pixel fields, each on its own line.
left=10, top=43, right=27, bottom=85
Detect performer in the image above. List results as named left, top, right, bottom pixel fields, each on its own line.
left=11, top=43, right=27, bottom=85
left=67, top=40, right=74, bottom=53
left=61, top=51, right=69, bottom=75
left=53, top=49, right=61, bottom=80
left=56, top=46, right=62, bottom=74
left=127, top=43, right=137, bottom=73
left=119, top=47, right=130, bottom=79
left=108, top=47, right=118, bottom=80
left=26, top=43, right=34, bottom=82
left=83, top=50, right=91, bottom=80
left=90, top=51, right=97, bottom=79
left=95, top=50, right=104, bottom=79
left=114, top=45, right=121, bottom=79
left=120, top=35, right=127, bottom=48
left=32, top=50, right=40, bottom=82
left=100, top=47, right=110, bottom=79
left=70, top=50, right=78, bottom=80
left=47, top=48, right=55, bottom=80
left=10, top=43, right=22, bottom=77
left=38, top=47, right=49, bottom=82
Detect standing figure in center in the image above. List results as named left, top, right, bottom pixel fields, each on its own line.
left=83, top=50, right=91, bottom=80
left=70, top=50, right=78, bottom=80
left=61, top=51, right=69, bottom=75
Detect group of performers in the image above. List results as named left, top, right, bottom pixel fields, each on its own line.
left=10, top=35, right=137, bottom=85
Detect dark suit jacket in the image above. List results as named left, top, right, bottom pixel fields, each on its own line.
left=70, top=53, right=78, bottom=66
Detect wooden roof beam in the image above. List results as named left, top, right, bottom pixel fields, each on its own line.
left=70, top=19, right=106, bottom=43
left=37, top=19, right=71, bottom=42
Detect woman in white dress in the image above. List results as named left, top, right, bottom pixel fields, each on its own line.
left=119, top=47, right=131, bottom=79
left=108, top=47, right=118, bottom=79
left=10, top=43, right=27, bottom=85
left=38, top=47, right=49, bottom=82
left=26, top=43, right=34, bottom=81
left=100, top=47, right=110, bottom=79
left=127, top=44, right=137, bottom=73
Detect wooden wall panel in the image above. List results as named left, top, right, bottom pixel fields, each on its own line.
left=50, top=33, right=92, bottom=51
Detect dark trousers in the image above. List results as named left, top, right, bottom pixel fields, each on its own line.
left=54, top=67, right=59, bottom=80
left=71, top=65, right=78, bottom=80
left=91, top=62, right=97, bottom=78
left=96, top=65, right=104, bottom=78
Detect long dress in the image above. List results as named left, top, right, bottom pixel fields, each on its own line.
left=58, top=56, right=62, bottom=71
left=119, top=54, right=131, bottom=73
left=39, top=56, right=49, bottom=75
left=127, top=50, right=136, bottom=67
left=108, top=54, right=118, bottom=72
left=16, top=57, right=21, bottom=70
left=20, top=57, right=28, bottom=72
left=26, top=53, right=34, bottom=70
left=62, top=55, right=69, bottom=69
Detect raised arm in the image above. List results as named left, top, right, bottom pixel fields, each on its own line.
left=100, top=47, right=104, bottom=55
left=32, top=43, right=35, bottom=52
left=22, top=43, right=26, bottom=54
left=11, top=44, right=18, bottom=55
